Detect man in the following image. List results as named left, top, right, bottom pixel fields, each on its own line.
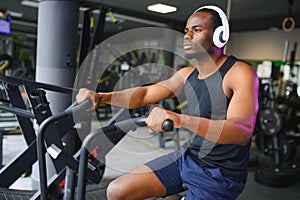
left=76, top=5, right=259, bottom=200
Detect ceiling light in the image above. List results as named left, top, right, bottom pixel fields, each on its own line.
left=147, top=3, right=177, bottom=14
left=21, top=0, right=39, bottom=8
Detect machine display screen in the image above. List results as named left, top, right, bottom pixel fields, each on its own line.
left=0, top=19, right=10, bottom=34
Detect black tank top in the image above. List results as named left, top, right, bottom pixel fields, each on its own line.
left=184, top=55, right=250, bottom=182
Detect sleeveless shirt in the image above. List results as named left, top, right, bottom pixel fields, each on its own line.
left=184, top=55, right=251, bottom=182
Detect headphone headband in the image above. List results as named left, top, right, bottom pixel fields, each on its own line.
left=193, top=5, right=230, bottom=48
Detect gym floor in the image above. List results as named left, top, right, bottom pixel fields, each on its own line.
left=2, top=120, right=300, bottom=200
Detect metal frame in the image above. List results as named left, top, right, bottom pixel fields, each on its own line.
left=0, top=74, right=75, bottom=188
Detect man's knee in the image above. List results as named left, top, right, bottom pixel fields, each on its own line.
left=106, top=179, right=129, bottom=200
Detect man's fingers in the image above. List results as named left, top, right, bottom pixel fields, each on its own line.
left=146, top=114, right=165, bottom=133
left=76, top=88, right=97, bottom=110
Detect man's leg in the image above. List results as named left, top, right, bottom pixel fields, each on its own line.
left=106, top=164, right=167, bottom=200
left=107, top=150, right=185, bottom=200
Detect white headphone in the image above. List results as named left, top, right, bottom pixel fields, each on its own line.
left=193, top=5, right=230, bottom=48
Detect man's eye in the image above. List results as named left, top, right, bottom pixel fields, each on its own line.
left=194, top=28, right=201, bottom=32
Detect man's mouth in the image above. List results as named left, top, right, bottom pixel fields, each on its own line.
left=184, top=45, right=192, bottom=50
left=183, top=42, right=193, bottom=50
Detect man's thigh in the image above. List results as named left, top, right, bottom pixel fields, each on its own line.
left=145, top=150, right=186, bottom=196
left=181, top=155, right=245, bottom=200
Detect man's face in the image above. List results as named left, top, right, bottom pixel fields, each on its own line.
left=183, top=12, right=215, bottom=59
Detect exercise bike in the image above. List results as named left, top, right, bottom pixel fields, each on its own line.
left=36, top=98, right=174, bottom=200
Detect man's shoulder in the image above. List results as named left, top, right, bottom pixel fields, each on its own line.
left=232, top=58, right=255, bottom=73
left=226, top=58, right=258, bottom=83
left=177, top=66, right=196, bottom=78
left=228, top=55, right=252, bottom=68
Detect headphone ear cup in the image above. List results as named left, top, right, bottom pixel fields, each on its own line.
left=213, top=26, right=227, bottom=48
left=194, top=5, right=230, bottom=48
left=213, top=26, right=226, bottom=48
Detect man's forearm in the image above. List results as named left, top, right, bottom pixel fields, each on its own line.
left=99, top=87, right=148, bottom=109
left=180, top=114, right=252, bottom=145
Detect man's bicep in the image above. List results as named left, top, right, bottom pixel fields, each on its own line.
left=145, top=79, right=183, bottom=103
left=145, top=69, right=190, bottom=104
left=227, top=72, right=259, bottom=125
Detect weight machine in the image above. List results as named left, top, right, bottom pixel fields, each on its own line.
left=254, top=42, right=300, bottom=188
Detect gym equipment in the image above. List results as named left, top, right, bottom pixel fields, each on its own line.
left=0, top=54, right=12, bottom=74
left=0, top=76, right=48, bottom=186
left=193, top=5, right=230, bottom=48
left=157, top=99, right=180, bottom=150
left=76, top=114, right=174, bottom=199
left=255, top=134, right=297, bottom=164
left=35, top=98, right=95, bottom=200
left=0, top=74, right=105, bottom=199
left=78, top=6, right=108, bottom=68
left=0, top=11, right=10, bottom=35
left=259, top=108, right=282, bottom=136
left=255, top=76, right=300, bottom=187
left=34, top=95, right=173, bottom=200
left=282, top=0, right=296, bottom=32
left=0, top=97, right=103, bottom=199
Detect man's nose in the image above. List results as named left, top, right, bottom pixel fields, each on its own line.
left=184, top=31, right=193, bottom=39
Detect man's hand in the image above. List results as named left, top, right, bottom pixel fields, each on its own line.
left=76, top=88, right=100, bottom=110
left=146, top=106, right=181, bottom=133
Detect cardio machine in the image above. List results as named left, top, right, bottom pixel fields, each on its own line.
left=36, top=97, right=174, bottom=200
left=0, top=74, right=104, bottom=199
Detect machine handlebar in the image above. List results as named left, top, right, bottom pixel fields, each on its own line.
left=65, top=98, right=92, bottom=115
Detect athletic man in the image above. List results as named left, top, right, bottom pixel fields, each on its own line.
left=76, top=5, right=259, bottom=200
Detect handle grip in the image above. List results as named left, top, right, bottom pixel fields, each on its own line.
left=65, top=98, right=92, bottom=115
left=162, top=119, right=174, bottom=131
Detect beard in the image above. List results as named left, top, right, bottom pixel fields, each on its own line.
left=184, top=49, right=209, bottom=61
left=184, top=51, right=197, bottom=60
left=183, top=39, right=214, bottom=61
